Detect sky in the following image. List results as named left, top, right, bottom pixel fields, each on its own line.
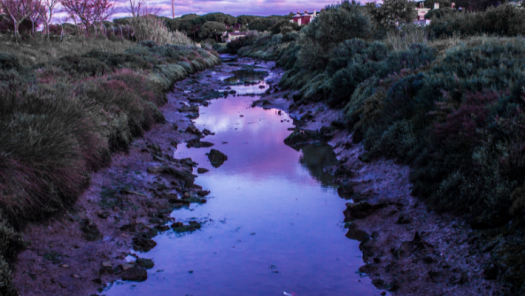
left=107, top=0, right=382, bottom=19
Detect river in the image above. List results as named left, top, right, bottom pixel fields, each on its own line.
left=102, top=55, right=378, bottom=296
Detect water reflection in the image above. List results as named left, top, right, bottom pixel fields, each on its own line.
left=103, top=66, right=376, bottom=296
left=299, top=143, right=338, bottom=189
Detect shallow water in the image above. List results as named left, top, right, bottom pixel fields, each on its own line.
left=103, top=58, right=378, bottom=296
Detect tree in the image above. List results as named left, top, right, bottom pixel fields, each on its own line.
left=38, top=0, right=61, bottom=40
left=455, top=0, right=505, bottom=11
left=128, top=0, right=159, bottom=18
left=27, top=0, right=42, bottom=36
left=367, top=0, right=417, bottom=31
left=0, top=0, right=34, bottom=39
left=297, top=0, right=372, bottom=70
left=199, top=21, right=226, bottom=41
left=61, top=0, right=115, bottom=36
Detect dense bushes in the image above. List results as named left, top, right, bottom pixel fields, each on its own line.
left=342, top=38, right=525, bottom=216
left=297, top=1, right=372, bottom=70
left=427, top=4, right=525, bottom=37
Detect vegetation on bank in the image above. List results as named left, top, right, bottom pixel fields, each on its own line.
left=0, top=31, right=218, bottom=296
left=234, top=0, right=525, bottom=292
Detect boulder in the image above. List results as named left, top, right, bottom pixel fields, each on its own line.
left=186, top=139, right=214, bottom=148
left=186, top=125, right=203, bottom=136
left=345, top=224, right=370, bottom=242
left=197, top=168, right=209, bottom=174
left=136, top=258, right=154, bottom=269
left=208, top=149, right=228, bottom=168
left=80, top=219, right=102, bottom=241
left=132, top=232, right=157, bottom=252
left=121, top=266, right=148, bottom=282
left=178, top=105, right=199, bottom=112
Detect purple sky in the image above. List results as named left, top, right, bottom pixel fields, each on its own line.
left=53, top=0, right=382, bottom=23
left=110, top=0, right=380, bottom=19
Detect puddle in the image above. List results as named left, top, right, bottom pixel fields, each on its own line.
left=102, top=57, right=378, bottom=296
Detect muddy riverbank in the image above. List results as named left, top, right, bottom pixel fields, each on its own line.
left=257, top=68, right=506, bottom=295
left=12, top=55, right=503, bottom=296
left=11, top=60, right=227, bottom=295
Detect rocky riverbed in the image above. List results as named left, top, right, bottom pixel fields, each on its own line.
left=11, top=55, right=504, bottom=296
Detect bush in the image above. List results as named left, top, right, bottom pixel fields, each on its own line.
left=282, top=31, right=299, bottom=42
left=297, top=0, right=372, bottom=70
left=131, top=16, right=193, bottom=45
left=270, top=20, right=301, bottom=35
left=427, top=4, right=525, bottom=38
left=226, top=36, right=256, bottom=54
left=328, top=42, right=436, bottom=107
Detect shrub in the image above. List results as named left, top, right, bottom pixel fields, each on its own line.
left=226, top=36, right=256, bottom=54
left=53, top=55, right=110, bottom=77
left=367, top=0, right=417, bottom=31
left=297, top=0, right=372, bottom=70
left=282, top=31, right=299, bottom=42
left=427, top=4, right=525, bottom=38
left=270, top=20, right=301, bottom=35
left=131, top=16, right=193, bottom=45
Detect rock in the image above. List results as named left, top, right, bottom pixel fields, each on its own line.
left=178, top=105, right=199, bottom=112
left=180, top=158, right=198, bottom=167
left=371, top=279, right=386, bottom=289
left=197, top=190, right=210, bottom=197
left=337, top=184, right=354, bottom=199
left=80, top=219, right=102, bottom=241
left=155, top=225, right=170, bottom=231
left=208, top=149, right=228, bottom=168
left=197, top=168, right=209, bottom=174
left=283, top=129, right=322, bottom=148
left=397, top=214, right=412, bottom=224
left=393, top=231, right=434, bottom=259
left=186, top=139, right=214, bottom=148
left=284, top=130, right=309, bottom=146
left=121, top=266, right=148, bottom=282
left=120, top=263, right=136, bottom=271
left=343, top=201, right=388, bottom=221
left=172, top=221, right=202, bottom=232
left=186, top=125, right=203, bottom=136
left=136, top=258, right=154, bottom=269
left=132, top=232, right=157, bottom=252
left=251, top=99, right=271, bottom=108
left=168, top=198, right=190, bottom=206
left=147, top=164, right=195, bottom=187
left=345, top=224, right=370, bottom=242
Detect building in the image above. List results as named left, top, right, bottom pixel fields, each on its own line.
left=222, top=31, right=248, bottom=43
left=415, top=2, right=431, bottom=25
left=291, top=10, right=317, bottom=25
